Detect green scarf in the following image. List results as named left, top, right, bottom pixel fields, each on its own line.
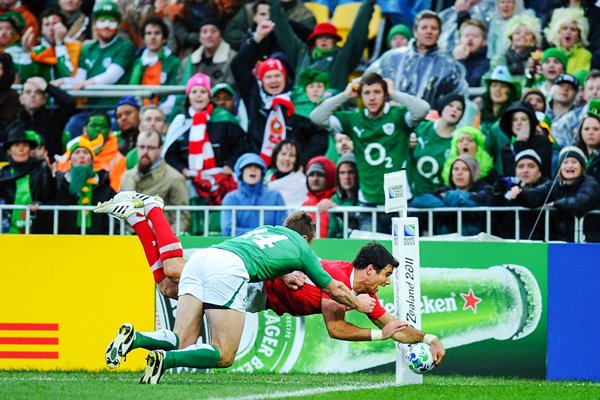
left=69, top=164, right=96, bottom=228
left=9, top=173, right=32, bottom=234
left=69, top=164, right=94, bottom=196
left=311, top=47, right=337, bottom=61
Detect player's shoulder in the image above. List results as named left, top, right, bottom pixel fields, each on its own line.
left=321, top=260, right=353, bottom=280
left=321, top=260, right=352, bottom=273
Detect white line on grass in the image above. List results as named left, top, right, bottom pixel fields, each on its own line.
left=211, top=381, right=400, bottom=400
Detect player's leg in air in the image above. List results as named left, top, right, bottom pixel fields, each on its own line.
left=96, top=191, right=245, bottom=384
left=94, top=191, right=184, bottom=369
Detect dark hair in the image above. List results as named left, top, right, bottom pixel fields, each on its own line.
left=576, top=114, right=600, bottom=156
left=0, top=53, right=15, bottom=91
left=84, top=111, right=111, bottom=127
left=270, top=139, right=301, bottom=171
left=413, top=10, right=441, bottom=32
left=353, top=242, right=399, bottom=273
left=252, top=0, right=269, bottom=15
left=142, top=15, right=169, bottom=39
left=481, top=82, right=520, bottom=122
left=40, top=8, right=67, bottom=26
left=284, top=211, right=316, bottom=243
left=359, top=72, right=389, bottom=100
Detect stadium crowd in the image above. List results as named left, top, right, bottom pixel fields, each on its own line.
left=1, top=0, right=600, bottom=241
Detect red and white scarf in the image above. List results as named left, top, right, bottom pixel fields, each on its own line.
left=260, top=94, right=295, bottom=165
left=188, top=104, right=216, bottom=173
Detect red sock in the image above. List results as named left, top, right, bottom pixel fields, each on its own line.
left=131, top=218, right=166, bottom=283
left=146, top=207, right=183, bottom=261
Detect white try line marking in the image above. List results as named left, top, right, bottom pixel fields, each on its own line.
left=210, top=381, right=400, bottom=400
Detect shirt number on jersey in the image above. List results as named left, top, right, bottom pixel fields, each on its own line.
left=240, top=228, right=289, bottom=249
left=365, top=143, right=393, bottom=168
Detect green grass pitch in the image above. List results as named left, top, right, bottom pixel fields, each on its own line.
left=0, top=371, right=599, bottom=400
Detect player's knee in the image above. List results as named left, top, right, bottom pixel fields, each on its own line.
left=164, top=258, right=184, bottom=280
left=158, top=280, right=178, bottom=299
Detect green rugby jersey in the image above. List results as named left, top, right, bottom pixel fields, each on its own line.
left=78, top=36, right=135, bottom=105
left=213, top=225, right=332, bottom=288
left=333, top=105, right=410, bottom=204
left=409, top=121, right=453, bottom=196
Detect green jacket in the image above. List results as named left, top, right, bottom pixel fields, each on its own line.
left=269, top=0, right=375, bottom=91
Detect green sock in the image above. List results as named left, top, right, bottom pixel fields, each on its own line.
left=132, top=329, right=179, bottom=351
left=164, top=344, right=221, bottom=370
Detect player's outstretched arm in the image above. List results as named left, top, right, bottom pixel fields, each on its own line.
left=321, top=279, right=375, bottom=313
left=320, top=298, right=404, bottom=341
left=374, top=312, right=446, bottom=365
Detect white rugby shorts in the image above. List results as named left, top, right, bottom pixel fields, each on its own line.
left=178, top=247, right=249, bottom=312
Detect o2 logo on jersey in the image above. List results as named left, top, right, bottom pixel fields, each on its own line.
left=240, top=228, right=289, bottom=249
left=364, top=143, right=393, bottom=168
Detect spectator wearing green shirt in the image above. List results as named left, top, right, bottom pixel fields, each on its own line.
left=409, top=94, right=465, bottom=200
left=58, top=1, right=135, bottom=137
left=129, top=15, right=181, bottom=117
left=19, top=8, right=81, bottom=82
left=310, top=72, right=429, bottom=233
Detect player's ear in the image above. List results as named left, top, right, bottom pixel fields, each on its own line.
left=366, top=264, right=375, bottom=275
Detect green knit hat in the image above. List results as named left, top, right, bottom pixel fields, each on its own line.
left=0, top=11, right=25, bottom=35
left=387, top=24, right=412, bottom=47
left=572, top=69, right=589, bottom=87
left=298, top=68, right=330, bottom=88
left=92, top=0, right=121, bottom=22
left=541, top=48, right=568, bottom=70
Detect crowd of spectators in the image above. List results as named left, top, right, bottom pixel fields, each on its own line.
left=1, top=0, right=600, bottom=242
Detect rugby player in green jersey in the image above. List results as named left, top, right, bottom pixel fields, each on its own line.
left=94, top=191, right=397, bottom=384
left=310, top=72, right=430, bottom=233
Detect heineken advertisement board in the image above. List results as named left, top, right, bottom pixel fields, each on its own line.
left=163, top=238, right=548, bottom=378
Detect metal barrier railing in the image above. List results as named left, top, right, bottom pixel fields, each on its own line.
left=1, top=204, right=596, bottom=242
left=10, top=84, right=484, bottom=101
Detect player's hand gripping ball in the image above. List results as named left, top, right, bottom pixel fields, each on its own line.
left=405, top=343, right=436, bottom=374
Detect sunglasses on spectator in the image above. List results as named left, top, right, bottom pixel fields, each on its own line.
left=96, top=19, right=118, bottom=30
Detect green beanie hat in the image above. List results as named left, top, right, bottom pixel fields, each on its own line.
left=541, top=48, right=568, bottom=70
left=572, top=69, right=589, bottom=87
left=387, top=24, right=412, bottom=47
left=92, top=0, right=121, bottom=22
left=298, top=68, right=330, bottom=88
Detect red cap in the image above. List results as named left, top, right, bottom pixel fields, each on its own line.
left=307, top=22, right=342, bottom=45
left=256, top=58, right=287, bottom=81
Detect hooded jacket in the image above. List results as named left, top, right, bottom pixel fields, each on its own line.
left=499, top=101, right=553, bottom=178
left=302, top=156, right=336, bottom=238
left=221, top=153, right=287, bottom=236
left=328, top=153, right=359, bottom=238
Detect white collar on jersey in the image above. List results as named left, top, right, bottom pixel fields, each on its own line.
left=363, top=102, right=391, bottom=118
